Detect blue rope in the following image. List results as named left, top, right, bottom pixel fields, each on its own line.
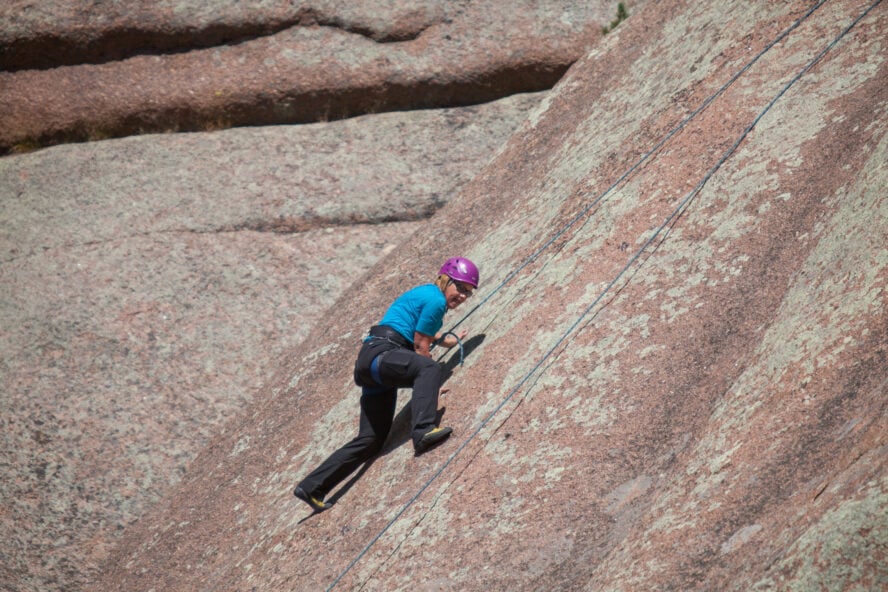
left=433, top=331, right=465, bottom=365
left=446, top=0, right=831, bottom=335
left=325, top=1, right=880, bottom=588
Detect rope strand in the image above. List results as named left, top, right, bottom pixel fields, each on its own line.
left=447, top=0, right=831, bottom=334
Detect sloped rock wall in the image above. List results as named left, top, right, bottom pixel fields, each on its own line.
left=89, top=0, right=886, bottom=590
left=0, top=92, right=545, bottom=591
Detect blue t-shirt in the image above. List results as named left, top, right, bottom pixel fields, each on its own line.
left=378, top=284, right=446, bottom=343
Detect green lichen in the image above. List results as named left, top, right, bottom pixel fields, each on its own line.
left=752, top=475, right=888, bottom=591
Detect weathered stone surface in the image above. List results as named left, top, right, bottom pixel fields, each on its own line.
left=0, top=1, right=449, bottom=70
left=1, top=92, right=543, bottom=259
left=0, top=0, right=629, bottom=152
left=88, top=0, right=886, bottom=591
left=0, top=92, right=545, bottom=592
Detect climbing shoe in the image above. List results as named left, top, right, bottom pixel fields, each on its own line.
left=294, top=486, right=332, bottom=512
left=414, top=426, right=453, bottom=455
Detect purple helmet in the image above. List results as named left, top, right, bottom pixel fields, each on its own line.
left=439, top=257, right=479, bottom=288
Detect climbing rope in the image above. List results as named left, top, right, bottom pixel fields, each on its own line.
left=326, top=1, right=880, bottom=588
left=447, top=0, right=832, bottom=334
left=432, top=331, right=465, bottom=365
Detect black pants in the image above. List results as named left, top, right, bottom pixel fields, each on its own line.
left=297, top=336, right=443, bottom=499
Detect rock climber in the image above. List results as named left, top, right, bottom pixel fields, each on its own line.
left=294, top=256, right=480, bottom=512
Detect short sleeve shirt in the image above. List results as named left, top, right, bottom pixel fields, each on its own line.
left=378, top=284, right=446, bottom=343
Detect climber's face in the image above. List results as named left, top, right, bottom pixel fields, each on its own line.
left=444, top=279, right=473, bottom=309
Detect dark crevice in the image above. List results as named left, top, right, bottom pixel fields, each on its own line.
left=219, top=209, right=436, bottom=235
left=1, top=10, right=429, bottom=72
left=2, top=62, right=568, bottom=155
left=1, top=212, right=432, bottom=264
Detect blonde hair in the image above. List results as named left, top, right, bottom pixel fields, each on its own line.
left=435, top=274, right=451, bottom=291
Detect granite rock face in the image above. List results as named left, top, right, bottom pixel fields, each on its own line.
left=0, top=0, right=451, bottom=69
left=0, top=92, right=546, bottom=591
left=0, top=0, right=630, bottom=152
left=88, top=0, right=887, bottom=591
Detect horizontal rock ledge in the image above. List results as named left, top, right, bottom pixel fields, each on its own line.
left=0, top=12, right=431, bottom=73
left=1, top=61, right=568, bottom=155
left=0, top=0, right=620, bottom=153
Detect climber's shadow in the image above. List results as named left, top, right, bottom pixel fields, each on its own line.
left=321, top=334, right=485, bottom=508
